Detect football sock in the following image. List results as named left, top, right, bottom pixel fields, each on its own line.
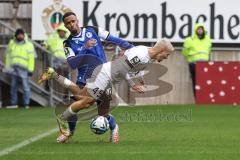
left=68, top=115, right=78, bottom=133
left=55, top=75, right=72, bottom=89
left=61, top=107, right=77, bottom=121
left=106, top=114, right=116, bottom=130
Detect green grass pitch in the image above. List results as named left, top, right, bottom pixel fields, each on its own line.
left=0, top=105, right=240, bottom=160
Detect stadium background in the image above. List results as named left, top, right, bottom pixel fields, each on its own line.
left=0, top=1, right=240, bottom=160
left=0, top=0, right=239, bottom=106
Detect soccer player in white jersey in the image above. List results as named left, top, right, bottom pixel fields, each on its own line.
left=39, top=39, right=174, bottom=141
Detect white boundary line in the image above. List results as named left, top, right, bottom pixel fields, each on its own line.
left=0, top=128, right=58, bottom=157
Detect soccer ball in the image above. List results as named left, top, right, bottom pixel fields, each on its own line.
left=90, top=116, right=109, bottom=135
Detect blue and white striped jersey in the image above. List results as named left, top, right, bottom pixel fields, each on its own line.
left=64, top=26, right=134, bottom=86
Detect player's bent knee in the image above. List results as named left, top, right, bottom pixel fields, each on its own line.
left=73, top=95, right=84, bottom=101
left=82, top=96, right=95, bottom=108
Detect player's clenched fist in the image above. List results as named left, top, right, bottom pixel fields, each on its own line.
left=85, top=39, right=97, bottom=49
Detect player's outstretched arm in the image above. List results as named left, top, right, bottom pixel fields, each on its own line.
left=106, top=34, right=134, bottom=49
left=132, top=84, right=145, bottom=94
left=94, top=26, right=134, bottom=49
left=125, top=73, right=145, bottom=93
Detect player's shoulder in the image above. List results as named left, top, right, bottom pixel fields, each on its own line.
left=133, top=45, right=148, bottom=51
left=126, top=45, right=148, bottom=57
left=83, top=26, right=99, bottom=34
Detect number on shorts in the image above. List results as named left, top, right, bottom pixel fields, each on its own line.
left=106, top=87, right=112, bottom=97
left=93, top=87, right=99, bottom=94
left=92, top=87, right=104, bottom=98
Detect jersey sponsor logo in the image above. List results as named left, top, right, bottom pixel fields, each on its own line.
left=130, top=56, right=141, bottom=65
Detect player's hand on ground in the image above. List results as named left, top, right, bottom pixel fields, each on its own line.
left=85, top=39, right=97, bottom=49
left=132, top=84, right=145, bottom=93
left=139, top=79, right=145, bottom=86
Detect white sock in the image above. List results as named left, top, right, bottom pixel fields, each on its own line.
left=55, top=75, right=72, bottom=89
left=62, top=107, right=77, bottom=121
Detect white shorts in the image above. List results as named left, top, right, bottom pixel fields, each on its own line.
left=86, top=65, right=112, bottom=100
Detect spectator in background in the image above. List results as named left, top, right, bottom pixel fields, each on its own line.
left=182, top=23, right=212, bottom=97
left=43, top=24, right=70, bottom=98
left=5, top=29, right=36, bottom=109
left=43, top=24, right=69, bottom=72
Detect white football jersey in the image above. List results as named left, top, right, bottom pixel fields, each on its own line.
left=86, top=45, right=151, bottom=98
left=124, top=45, right=151, bottom=66
left=101, top=46, right=150, bottom=83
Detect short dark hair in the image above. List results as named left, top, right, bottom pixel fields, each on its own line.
left=62, top=12, right=76, bottom=22
left=15, top=28, right=25, bottom=37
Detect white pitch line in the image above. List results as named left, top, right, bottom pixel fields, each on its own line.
left=0, top=128, right=58, bottom=157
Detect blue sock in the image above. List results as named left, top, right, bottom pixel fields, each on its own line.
left=106, top=115, right=116, bottom=130
left=68, top=115, right=78, bottom=134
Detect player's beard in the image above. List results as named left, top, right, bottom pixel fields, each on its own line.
left=71, top=29, right=78, bottom=36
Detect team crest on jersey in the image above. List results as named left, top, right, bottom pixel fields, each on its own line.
left=86, top=32, right=93, bottom=38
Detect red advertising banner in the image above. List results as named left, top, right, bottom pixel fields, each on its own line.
left=196, top=62, right=240, bottom=105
